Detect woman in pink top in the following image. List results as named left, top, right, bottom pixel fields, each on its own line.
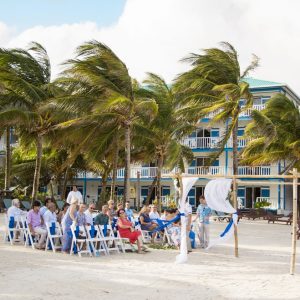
left=117, top=209, right=145, bottom=254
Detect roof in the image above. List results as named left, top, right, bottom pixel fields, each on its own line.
left=243, top=77, right=300, bottom=104
left=242, top=77, right=284, bottom=88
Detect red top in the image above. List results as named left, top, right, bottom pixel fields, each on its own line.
left=118, top=217, right=141, bottom=244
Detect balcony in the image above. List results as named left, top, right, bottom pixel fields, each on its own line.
left=187, top=166, right=226, bottom=175
left=181, top=136, right=249, bottom=149
left=237, top=165, right=275, bottom=176
left=239, top=104, right=265, bottom=117
left=203, top=104, right=266, bottom=119
left=76, top=165, right=276, bottom=179
left=181, top=137, right=221, bottom=149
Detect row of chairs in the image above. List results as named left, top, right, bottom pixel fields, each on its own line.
left=4, top=215, right=134, bottom=257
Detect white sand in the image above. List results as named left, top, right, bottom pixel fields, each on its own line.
left=0, top=213, right=299, bottom=300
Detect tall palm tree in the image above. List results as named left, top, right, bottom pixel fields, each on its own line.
left=136, top=73, right=194, bottom=210
left=175, top=42, right=259, bottom=176
left=4, top=127, right=11, bottom=192
left=56, top=40, right=157, bottom=203
left=241, top=94, right=300, bottom=173
left=0, top=42, right=54, bottom=201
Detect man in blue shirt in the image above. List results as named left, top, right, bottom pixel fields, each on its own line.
left=125, top=201, right=134, bottom=221
left=194, top=195, right=212, bottom=248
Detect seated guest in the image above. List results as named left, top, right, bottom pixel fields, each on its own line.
left=40, top=198, right=53, bottom=218
left=125, top=201, right=134, bottom=220
left=27, top=200, right=47, bottom=249
left=57, top=202, right=70, bottom=224
left=117, top=202, right=123, bottom=210
left=76, top=203, right=87, bottom=226
left=62, top=197, right=78, bottom=253
left=139, top=206, right=158, bottom=231
left=117, top=209, right=145, bottom=254
left=94, top=205, right=109, bottom=225
left=7, top=198, right=25, bottom=220
left=84, top=202, right=96, bottom=225
left=43, top=202, right=57, bottom=225
left=149, top=205, right=160, bottom=222
left=107, top=200, right=116, bottom=221
left=160, top=209, right=168, bottom=221
left=166, top=209, right=181, bottom=249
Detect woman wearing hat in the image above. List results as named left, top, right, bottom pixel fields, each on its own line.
left=62, top=196, right=79, bottom=253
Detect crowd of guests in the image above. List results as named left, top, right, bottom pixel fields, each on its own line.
left=6, top=191, right=213, bottom=253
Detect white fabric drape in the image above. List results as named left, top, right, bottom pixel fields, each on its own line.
left=204, top=178, right=235, bottom=213
left=176, top=176, right=198, bottom=264
left=204, top=178, right=237, bottom=249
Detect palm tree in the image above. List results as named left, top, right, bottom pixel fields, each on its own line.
left=136, top=73, right=194, bottom=210
left=175, top=42, right=259, bottom=176
left=56, top=40, right=157, bottom=203
left=0, top=42, right=54, bottom=201
left=241, top=94, right=300, bottom=173
left=4, top=127, right=11, bottom=193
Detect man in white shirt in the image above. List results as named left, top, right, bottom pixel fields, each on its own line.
left=149, top=205, right=160, bottom=222
left=43, top=202, right=57, bottom=225
left=84, top=202, right=96, bottom=225
left=66, top=185, right=83, bottom=204
left=7, top=198, right=25, bottom=220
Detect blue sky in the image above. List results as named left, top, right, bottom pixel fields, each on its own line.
left=0, top=0, right=126, bottom=30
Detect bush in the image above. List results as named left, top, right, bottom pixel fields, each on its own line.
left=255, top=201, right=271, bottom=209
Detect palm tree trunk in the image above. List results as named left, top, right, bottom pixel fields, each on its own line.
left=157, top=155, right=163, bottom=214
left=110, top=134, right=119, bottom=200
left=62, top=167, right=70, bottom=201
left=49, top=179, right=54, bottom=199
left=232, top=116, right=239, bottom=258
left=98, top=173, right=108, bottom=209
left=4, top=127, right=11, bottom=194
left=146, top=176, right=157, bottom=205
left=232, top=120, right=239, bottom=176
left=123, top=124, right=131, bottom=205
left=32, top=135, right=43, bottom=202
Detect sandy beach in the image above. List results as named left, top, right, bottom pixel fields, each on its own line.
left=0, top=214, right=299, bottom=300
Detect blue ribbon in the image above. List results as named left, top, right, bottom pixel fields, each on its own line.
left=153, top=213, right=184, bottom=233
left=9, top=216, right=14, bottom=228
left=103, top=224, right=107, bottom=237
left=220, top=213, right=237, bottom=238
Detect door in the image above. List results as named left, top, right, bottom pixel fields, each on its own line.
left=245, top=187, right=261, bottom=208
left=195, top=186, right=205, bottom=207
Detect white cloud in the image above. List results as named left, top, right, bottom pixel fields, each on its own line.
left=0, top=0, right=300, bottom=94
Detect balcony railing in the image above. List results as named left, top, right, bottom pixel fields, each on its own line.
left=203, top=104, right=266, bottom=119
left=76, top=165, right=277, bottom=179
left=187, top=166, right=226, bottom=175
left=181, top=137, right=221, bottom=149
left=239, top=104, right=266, bottom=117
left=181, top=136, right=249, bottom=149
left=237, top=166, right=274, bottom=176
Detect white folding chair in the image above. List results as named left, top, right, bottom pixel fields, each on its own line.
left=99, top=224, right=121, bottom=254
left=163, top=227, right=174, bottom=246
left=4, top=215, right=25, bottom=245
left=85, top=225, right=108, bottom=256
left=70, top=224, right=92, bottom=257
left=115, top=230, right=137, bottom=252
left=45, top=222, right=63, bottom=253
left=20, top=216, right=41, bottom=249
